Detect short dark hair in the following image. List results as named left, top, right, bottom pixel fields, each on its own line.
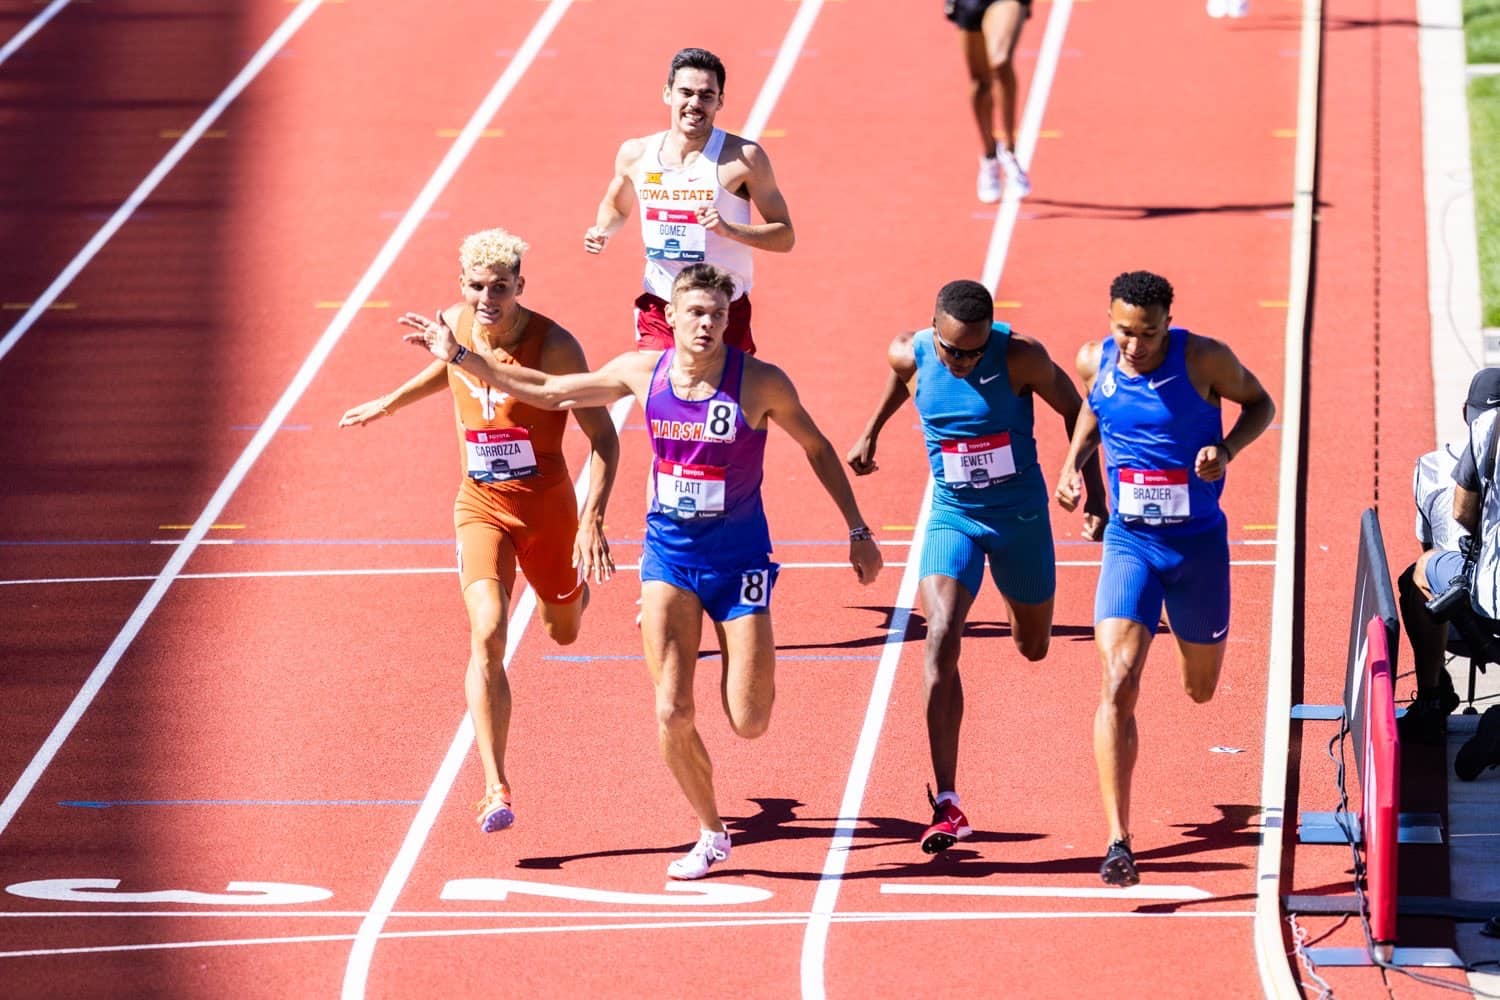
left=671, top=262, right=736, bottom=304
left=935, top=279, right=993, bottom=324
left=1109, top=271, right=1174, bottom=311
left=668, top=48, right=725, bottom=91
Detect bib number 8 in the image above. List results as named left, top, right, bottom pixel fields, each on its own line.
left=739, top=569, right=770, bottom=607
left=704, top=401, right=737, bottom=442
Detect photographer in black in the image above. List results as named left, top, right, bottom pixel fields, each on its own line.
left=1400, top=368, right=1500, bottom=750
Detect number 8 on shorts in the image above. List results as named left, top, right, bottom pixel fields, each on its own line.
left=739, top=568, right=770, bottom=608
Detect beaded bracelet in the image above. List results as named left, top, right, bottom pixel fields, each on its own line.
left=849, top=526, right=874, bottom=542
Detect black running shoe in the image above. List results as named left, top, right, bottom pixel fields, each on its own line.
left=1456, top=705, right=1500, bottom=782
left=1100, top=838, right=1139, bottom=887
left=1397, top=685, right=1462, bottom=746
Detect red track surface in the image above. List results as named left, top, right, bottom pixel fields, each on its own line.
left=0, top=0, right=1457, bottom=995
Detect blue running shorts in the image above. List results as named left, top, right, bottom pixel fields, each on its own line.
left=918, top=502, right=1056, bottom=604
left=1095, top=518, right=1230, bottom=644
left=640, top=544, right=780, bottom=623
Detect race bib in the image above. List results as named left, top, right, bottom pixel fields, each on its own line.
left=465, top=427, right=539, bottom=483
left=939, top=433, right=1016, bottom=487
left=1117, top=468, right=1190, bottom=524
left=655, top=459, right=726, bottom=519
left=738, top=568, right=771, bottom=608
left=644, top=207, right=706, bottom=262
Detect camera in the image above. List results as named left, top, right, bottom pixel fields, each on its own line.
left=1426, top=572, right=1500, bottom=670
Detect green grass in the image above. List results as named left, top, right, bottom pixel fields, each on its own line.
left=1470, top=75, right=1500, bottom=326
left=1469, top=0, right=1500, bottom=63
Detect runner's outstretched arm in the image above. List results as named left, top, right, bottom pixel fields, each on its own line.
left=338, top=358, right=449, bottom=427
left=537, top=329, right=622, bottom=584
left=846, top=332, right=917, bottom=476
left=1009, top=333, right=1106, bottom=538
left=400, top=311, right=647, bottom=410
left=758, top=363, right=883, bottom=585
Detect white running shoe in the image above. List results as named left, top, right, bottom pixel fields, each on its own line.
left=667, top=829, right=731, bottom=880
left=1206, top=0, right=1228, bottom=15
left=976, top=155, right=1002, bottom=204
left=998, top=148, right=1031, bottom=198
left=1225, top=0, right=1248, bottom=15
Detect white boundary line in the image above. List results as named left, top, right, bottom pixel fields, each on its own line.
left=1254, top=0, right=1320, bottom=992
left=0, top=0, right=70, bottom=70
left=340, top=5, right=823, bottom=995
left=0, top=910, right=1259, bottom=960
left=0, top=0, right=325, bottom=365
left=0, top=0, right=574, bottom=840
left=799, top=3, right=1073, bottom=995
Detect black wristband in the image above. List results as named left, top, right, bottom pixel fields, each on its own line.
left=849, top=526, right=874, bottom=542
left=1218, top=439, right=1234, bottom=462
left=450, top=345, right=469, bottom=366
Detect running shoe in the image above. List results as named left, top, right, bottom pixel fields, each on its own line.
left=998, top=148, right=1031, bottom=198
left=1226, top=0, right=1249, bottom=15
left=1100, top=838, right=1139, bottom=887
left=977, top=155, right=1002, bottom=203
left=667, top=829, right=731, bottom=880
left=475, top=783, right=514, bottom=833
left=920, top=787, right=972, bottom=854
left=1396, top=683, right=1461, bottom=746
left=1206, top=0, right=1228, bottom=16
left=1456, top=705, right=1500, bottom=782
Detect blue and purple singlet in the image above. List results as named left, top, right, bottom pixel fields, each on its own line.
left=644, top=347, right=772, bottom=567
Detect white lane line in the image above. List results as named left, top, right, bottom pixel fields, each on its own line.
left=0, top=0, right=70, bottom=70
left=879, top=882, right=1213, bottom=901
left=1, top=559, right=1284, bottom=589
left=0, top=910, right=1257, bottom=959
left=337, top=404, right=633, bottom=997
left=0, top=0, right=324, bottom=365
left=1256, top=0, right=1321, bottom=993
left=0, top=0, right=570, bottom=846
left=979, top=0, right=1072, bottom=293
left=799, top=481, right=933, bottom=1000
left=741, top=0, right=821, bottom=139
left=799, top=3, right=1074, bottom=996
left=341, top=5, right=825, bottom=993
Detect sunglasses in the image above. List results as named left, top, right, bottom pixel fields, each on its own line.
left=935, top=331, right=991, bottom=362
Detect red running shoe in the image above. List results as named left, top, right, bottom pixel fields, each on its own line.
left=921, top=786, right=972, bottom=854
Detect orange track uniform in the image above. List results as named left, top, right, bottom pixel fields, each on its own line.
left=450, top=306, right=583, bottom=604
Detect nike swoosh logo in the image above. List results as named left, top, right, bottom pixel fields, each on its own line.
left=979, top=374, right=1001, bottom=385
left=1148, top=375, right=1179, bottom=390
left=1488, top=395, right=1500, bottom=405
left=1211, top=626, right=1229, bottom=640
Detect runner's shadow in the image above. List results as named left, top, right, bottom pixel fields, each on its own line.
left=774, top=605, right=924, bottom=653
left=1018, top=197, right=1304, bottom=223
left=514, top=798, right=1040, bottom=871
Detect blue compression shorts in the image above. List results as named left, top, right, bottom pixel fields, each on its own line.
left=1094, top=518, right=1230, bottom=644
left=640, top=545, right=780, bottom=623
left=918, top=502, right=1056, bottom=604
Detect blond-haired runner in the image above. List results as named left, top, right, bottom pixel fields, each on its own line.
left=340, top=227, right=620, bottom=833
left=583, top=47, right=794, bottom=355
left=400, top=263, right=882, bottom=880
